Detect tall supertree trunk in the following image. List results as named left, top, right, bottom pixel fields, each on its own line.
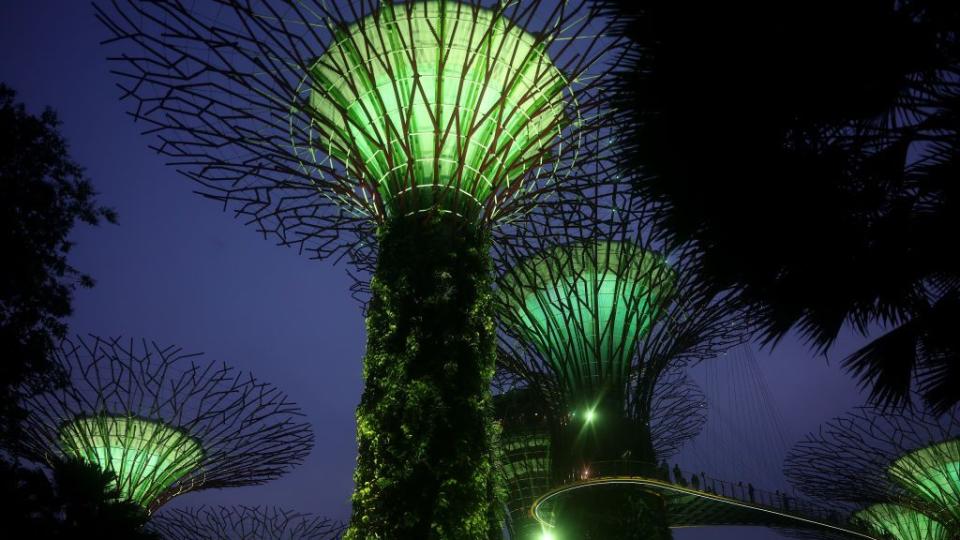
left=347, top=214, right=499, bottom=539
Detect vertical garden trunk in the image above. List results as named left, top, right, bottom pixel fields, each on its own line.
left=346, top=214, right=498, bottom=539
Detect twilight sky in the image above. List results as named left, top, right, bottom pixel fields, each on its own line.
left=1, top=2, right=869, bottom=539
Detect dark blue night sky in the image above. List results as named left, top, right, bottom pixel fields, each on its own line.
left=1, top=3, right=869, bottom=539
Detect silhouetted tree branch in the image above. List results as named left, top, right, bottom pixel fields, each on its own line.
left=593, top=0, right=960, bottom=412
left=0, top=83, right=115, bottom=444
left=0, top=457, right=157, bottom=539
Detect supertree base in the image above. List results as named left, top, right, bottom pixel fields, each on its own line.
left=552, top=484, right=673, bottom=540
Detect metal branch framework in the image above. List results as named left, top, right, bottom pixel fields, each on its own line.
left=16, top=335, right=314, bottom=512
left=494, top=196, right=745, bottom=447
left=147, top=506, right=345, bottom=540
left=785, top=403, right=960, bottom=540
left=95, top=0, right=625, bottom=259
left=491, top=189, right=746, bottom=538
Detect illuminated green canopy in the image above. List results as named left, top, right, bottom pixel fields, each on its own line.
left=501, top=432, right=552, bottom=540
left=307, top=0, right=567, bottom=219
left=60, top=416, right=204, bottom=508
left=499, top=242, right=674, bottom=400
left=854, top=503, right=947, bottom=540
left=889, top=439, right=960, bottom=524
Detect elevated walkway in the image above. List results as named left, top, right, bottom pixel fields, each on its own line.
left=531, top=461, right=876, bottom=539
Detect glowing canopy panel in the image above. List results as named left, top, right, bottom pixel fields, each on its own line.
left=501, top=432, right=552, bottom=540
left=307, top=0, right=568, bottom=219
left=854, top=503, right=946, bottom=540
left=60, top=416, right=204, bottom=508
left=500, top=242, right=674, bottom=398
left=889, top=439, right=960, bottom=524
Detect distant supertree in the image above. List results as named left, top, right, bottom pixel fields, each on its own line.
left=493, top=193, right=744, bottom=539
left=96, top=1, right=624, bottom=536
left=14, top=335, right=314, bottom=512
left=785, top=402, right=960, bottom=540
left=148, top=506, right=344, bottom=540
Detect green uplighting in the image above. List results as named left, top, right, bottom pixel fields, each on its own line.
left=59, top=416, right=204, bottom=508
left=502, top=434, right=551, bottom=481
left=854, top=503, right=946, bottom=540
left=583, top=408, right=597, bottom=424
left=307, top=0, right=567, bottom=218
left=889, top=439, right=960, bottom=522
left=500, top=242, right=674, bottom=396
left=500, top=431, right=552, bottom=540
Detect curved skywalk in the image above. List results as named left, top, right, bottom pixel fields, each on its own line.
left=532, top=461, right=878, bottom=539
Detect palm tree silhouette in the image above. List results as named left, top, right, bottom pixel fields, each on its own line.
left=594, top=0, right=960, bottom=412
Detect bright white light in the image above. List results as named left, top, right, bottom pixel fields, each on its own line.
left=540, top=531, right=556, bottom=540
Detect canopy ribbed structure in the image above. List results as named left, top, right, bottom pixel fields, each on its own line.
left=96, top=0, right=622, bottom=260
left=854, top=503, right=947, bottom=540
left=889, top=440, right=960, bottom=524
left=492, top=198, right=757, bottom=539
left=501, top=431, right=552, bottom=539
left=306, top=0, right=567, bottom=219
left=16, top=335, right=314, bottom=512
left=498, top=241, right=674, bottom=403
left=786, top=403, right=960, bottom=539
left=494, top=386, right=554, bottom=540
left=147, top=506, right=345, bottom=540
left=59, top=416, right=204, bottom=507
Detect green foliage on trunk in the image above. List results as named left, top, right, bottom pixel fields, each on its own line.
left=346, top=214, right=500, bottom=539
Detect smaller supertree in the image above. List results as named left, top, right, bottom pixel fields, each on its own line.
left=147, top=506, right=345, bottom=540
left=785, top=402, right=960, bottom=540
left=493, top=191, right=739, bottom=539
left=15, top=335, right=314, bottom=512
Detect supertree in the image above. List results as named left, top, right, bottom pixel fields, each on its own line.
left=14, top=335, right=314, bottom=513
left=96, top=1, right=623, bottom=536
left=147, top=506, right=345, bottom=540
left=492, top=189, right=746, bottom=539
left=785, top=402, right=960, bottom=540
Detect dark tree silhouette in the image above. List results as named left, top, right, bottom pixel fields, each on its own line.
left=0, top=457, right=157, bottom=539
left=594, top=0, right=960, bottom=412
left=0, top=83, right=115, bottom=444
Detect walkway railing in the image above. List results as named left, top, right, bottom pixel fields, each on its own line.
left=565, top=460, right=852, bottom=527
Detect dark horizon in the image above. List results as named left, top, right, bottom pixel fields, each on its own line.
left=1, top=2, right=869, bottom=539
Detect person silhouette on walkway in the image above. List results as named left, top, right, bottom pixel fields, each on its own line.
left=748, top=483, right=755, bottom=503
left=673, top=464, right=687, bottom=487
left=659, top=460, right=670, bottom=482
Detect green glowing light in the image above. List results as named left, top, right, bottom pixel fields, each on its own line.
left=854, top=503, right=946, bottom=540
left=889, top=439, right=960, bottom=522
left=59, top=416, right=204, bottom=507
left=307, top=0, right=567, bottom=218
left=500, top=432, right=552, bottom=540
left=500, top=242, right=674, bottom=396
left=540, top=530, right=557, bottom=540
left=583, top=408, right=596, bottom=424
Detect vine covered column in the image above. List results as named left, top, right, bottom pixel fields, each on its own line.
left=348, top=214, right=499, bottom=539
